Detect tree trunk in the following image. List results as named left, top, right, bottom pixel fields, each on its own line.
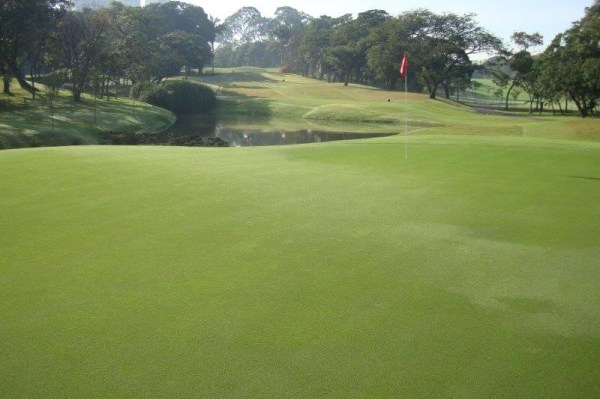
left=7, top=60, right=34, bottom=93
left=2, top=77, right=10, bottom=94
left=570, top=93, right=588, bottom=118
left=443, top=82, right=450, bottom=99
left=423, top=78, right=436, bottom=99
left=29, top=66, right=36, bottom=99
left=505, top=80, right=516, bottom=110
left=343, top=73, right=350, bottom=87
left=429, top=84, right=437, bottom=99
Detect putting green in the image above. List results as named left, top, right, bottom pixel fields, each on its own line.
left=1, top=133, right=599, bottom=397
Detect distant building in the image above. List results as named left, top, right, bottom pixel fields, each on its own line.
left=72, top=0, right=141, bottom=9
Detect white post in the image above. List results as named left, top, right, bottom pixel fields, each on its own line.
left=404, top=74, right=408, bottom=159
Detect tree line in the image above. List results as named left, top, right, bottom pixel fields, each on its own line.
left=215, top=2, right=600, bottom=117
left=0, top=0, right=215, bottom=101
left=1, top=1, right=598, bottom=117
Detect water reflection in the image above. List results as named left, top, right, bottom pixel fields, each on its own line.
left=217, top=128, right=395, bottom=147
left=102, top=114, right=397, bottom=147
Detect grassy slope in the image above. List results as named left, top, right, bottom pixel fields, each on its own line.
left=0, top=84, right=175, bottom=149
left=1, top=70, right=599, bottom=397
left=196, top=68, right=599, bottom=142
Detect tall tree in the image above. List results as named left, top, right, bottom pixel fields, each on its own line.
left=491, top=31, right=544, bottom=110
left=269, top=7, right=311, bottom=67
left=405, top=10, right=503, bottom=99
left=208, top=15, right=225, bottom=73
left=328, top=10, right=390, bottom=86
left=366, top=14, right=422, bottom=91
left=220, top=7, right=267, bottom=46
left=538, top=1, right=600, bottom=117
left=143, top=1, right=213, bottom=41
left=299, top=15, right=350, bottom=79
left=0, top=0, right=71, bottom=93
left=49, top=8, right=109, bottom=101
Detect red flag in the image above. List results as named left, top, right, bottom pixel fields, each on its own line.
left=399, top=53, right=408, bottom=78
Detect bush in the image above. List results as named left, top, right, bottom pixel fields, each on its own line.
left=141, top=85, right=172, bottom=110
left=131, top=80, right=216, bottom=114
left=130, top=81, right=156, bottom=100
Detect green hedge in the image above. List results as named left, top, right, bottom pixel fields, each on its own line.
left=131, top=80, right=216, bottom=114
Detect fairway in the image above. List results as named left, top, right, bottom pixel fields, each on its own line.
left=1, top=71, right=600, bottom=398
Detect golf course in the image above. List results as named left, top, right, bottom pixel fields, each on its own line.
left=1, top=69, right=599, bottom=397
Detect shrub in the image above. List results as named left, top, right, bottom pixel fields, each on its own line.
left=140, top=85, right=172, bottom=110
left=131, top=80, right=216, bottom=114
left=130, top=81, right=156, bottom=100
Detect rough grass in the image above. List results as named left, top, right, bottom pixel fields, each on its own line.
left=1, top=69, right=600, bottom=398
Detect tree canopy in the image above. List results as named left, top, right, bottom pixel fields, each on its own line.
left=0, top=0, right=216, bottom=101
left=215, top=6, right=503, bottom=99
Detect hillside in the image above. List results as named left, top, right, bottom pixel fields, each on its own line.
left=194, top=68, right=598, bottom=142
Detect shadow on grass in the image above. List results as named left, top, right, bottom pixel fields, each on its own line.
left=197, top=71, right=282, bottom=85
left=569, top=175, right=600, bottom=181
left=0, top=91, right=174, bottom=149
left=0, top=130, right=96, bottom=149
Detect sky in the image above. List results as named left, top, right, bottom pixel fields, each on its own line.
left=181, top=0, right=592, bottom=54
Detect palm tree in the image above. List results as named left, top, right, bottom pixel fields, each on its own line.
left=208, top=16, right=226, bottom=73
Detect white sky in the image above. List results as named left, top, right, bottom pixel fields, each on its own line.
left=183, top=0, right=592, bottom=53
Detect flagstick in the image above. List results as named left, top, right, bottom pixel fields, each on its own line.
left=404, top=73, right=408, bottom=159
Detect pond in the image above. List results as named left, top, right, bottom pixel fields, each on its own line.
left=101, top=114, right=397, bottom=147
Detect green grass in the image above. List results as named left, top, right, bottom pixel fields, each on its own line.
left=1, top=70, right=600, bottom=397
left=0, top=83, right=175, bottom=149
left=193, top=70, right=599, bottom=142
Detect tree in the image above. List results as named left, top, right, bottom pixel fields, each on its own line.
left=143, top=1, right=213, bottom=41
left=0, top=0, right=71, bottom=93
left=220, top=7, right=267, bottom=46
left=103, top=1, right=214, bottom=83
left=366, top=18, right=408, bottom=91
left=104, top=3, right=154, bottom=84
left=328, top=10, right=390, bottom=86
left=269, top=7, right=311, bottom=67
left=0, top=63, right=11, bottom=94
left=404, top=10, right=503, bottom=99
left=538, top=1, right=600, bottom=117
left=208, top=15, right=226, bottom=73
left=48, top=8, right=109, bottom=101
left=491, top=31, right=544, bottom=110
left=156, top=31, right=211, bottom=79
left=299, top=15, right=350, bottom=79
left=510, top=50, right=540, bottom=112
left=511, top=32, right=544, bottom=51
left=41, top=69, right=67, bottom=132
